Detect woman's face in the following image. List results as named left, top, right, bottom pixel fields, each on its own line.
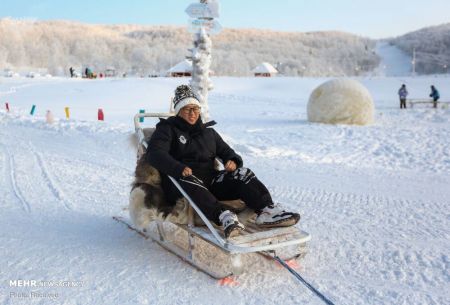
left=178, top=104, right=201, bottom=125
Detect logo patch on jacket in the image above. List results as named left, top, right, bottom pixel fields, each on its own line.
left=179, top=135, right=187, bottom=144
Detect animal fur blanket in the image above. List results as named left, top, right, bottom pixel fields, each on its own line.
left=128, top=128, right=245, bottom=230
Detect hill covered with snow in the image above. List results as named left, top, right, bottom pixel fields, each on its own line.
left=373, top=42, right=412, bottom=76
left=0, top=18, right=378, bottom=77
left=389, top=23, right=450, bottom=75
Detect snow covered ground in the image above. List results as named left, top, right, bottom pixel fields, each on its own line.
left=0, top=76, right=449, bottom=305
left=374, top=41, right=412, bottom=77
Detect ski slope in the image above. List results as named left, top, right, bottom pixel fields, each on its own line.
left=374, top=41, right=412, bottom=76
left=0, top=76, right=449, bottom=305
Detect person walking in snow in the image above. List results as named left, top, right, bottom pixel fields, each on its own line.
left=429, top=85, right=440, bottom=108
left=145, top=85, right=300, bottom=238
left=398, top=84, right=408, bottom=109
left=69, top=67, right=74, bottom=78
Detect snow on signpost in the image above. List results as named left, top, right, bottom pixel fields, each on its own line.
left=186, top=0, right=221, bottom=121
left=188, top=19, right=222, bottom=35
left=185, top=2, right=219, bottom=18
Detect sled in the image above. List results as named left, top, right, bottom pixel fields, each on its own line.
left=129, top=112, right=311, bottom=279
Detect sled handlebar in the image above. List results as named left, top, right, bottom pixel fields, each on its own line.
left=133, top=112, right=174, bottom=149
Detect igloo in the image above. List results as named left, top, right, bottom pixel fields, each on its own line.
left=307, top=79, right=374, bottom=125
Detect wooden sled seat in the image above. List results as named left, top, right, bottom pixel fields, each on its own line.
left=177, top=213, right=311, bottom=254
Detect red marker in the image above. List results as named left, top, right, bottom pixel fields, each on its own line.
left=98, top=108, right=104, bottom=121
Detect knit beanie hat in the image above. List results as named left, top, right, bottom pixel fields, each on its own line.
left=173, top=85, right=201, bottom=114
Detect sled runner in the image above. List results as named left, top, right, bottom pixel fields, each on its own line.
left=127, top=112, right=311, bottom=279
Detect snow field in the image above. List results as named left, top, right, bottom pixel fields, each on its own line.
left=0, top=76, right=449, bottom=304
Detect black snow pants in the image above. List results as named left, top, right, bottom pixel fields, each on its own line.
left=433, top=97, right=439, bottom=108
left=400, top=98, right=406, bottom=109
left=160, top=167, right=273, bottom=224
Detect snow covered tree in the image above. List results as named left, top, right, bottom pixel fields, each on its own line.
left=0, top=18, right=380, bottom=77
left=189, top=27, right=213, bottom=121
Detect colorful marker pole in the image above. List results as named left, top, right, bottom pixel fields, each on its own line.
left=5, top=102, right=10, bottom=112
left=139, top=109, right=145, bottom=123
left=98, top=108, right=104, bottom=121
left=30, top=105, right=36, bottom=115
left=46, top=110, right=55, bottom=124
left=64, top=107, right=70, bottom=119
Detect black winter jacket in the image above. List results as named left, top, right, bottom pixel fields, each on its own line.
left=145, top=116, right=243, bottom=186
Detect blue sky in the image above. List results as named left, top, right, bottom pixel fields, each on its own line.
left=0, top=0, right=449, bottom=38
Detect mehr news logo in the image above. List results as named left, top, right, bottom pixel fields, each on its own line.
left=9, top=279, right=84, bottom=288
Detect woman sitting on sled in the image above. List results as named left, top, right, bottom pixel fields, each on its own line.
left=145, top=85, right=300, bottom=238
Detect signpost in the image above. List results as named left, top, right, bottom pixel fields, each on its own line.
left=185, top=0, right=221, bottom=121
left=185, top=2, right=219, bottom=19
left=188, top=19, right=222, bottom=35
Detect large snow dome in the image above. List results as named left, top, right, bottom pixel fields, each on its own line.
left=307, top=79, right=374, bottom=125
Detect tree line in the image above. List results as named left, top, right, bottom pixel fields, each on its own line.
left=0, top=18, right=379, bottom=77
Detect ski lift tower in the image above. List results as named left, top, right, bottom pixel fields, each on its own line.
left=185, top=0, right=221, bottom=121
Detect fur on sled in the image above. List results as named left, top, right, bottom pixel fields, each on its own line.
left=129, top=128, right=245, bottom=231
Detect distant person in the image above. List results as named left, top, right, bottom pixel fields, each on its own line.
left=69, top=67, right=74, bottom=78
left=429, top=85, right=440, bottom=108
left=85, top=68, right=94, bottom=79
left=398, top=84, right=408, bottom=109
left=85, top=67, right=89, bottom=78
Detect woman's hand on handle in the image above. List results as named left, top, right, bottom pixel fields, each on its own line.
left=224, top=160, right=237, bottom=172
left=182, top=167, right=192, bottom=177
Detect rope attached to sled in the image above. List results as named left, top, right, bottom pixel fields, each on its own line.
left=271, top=254, right=335, bottom=305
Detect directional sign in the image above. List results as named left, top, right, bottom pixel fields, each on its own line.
left=188, top=18, right=222, bottom=35
left=185, top=2, right=219, bottom=19
left=207, top=1, right=220, bottom=17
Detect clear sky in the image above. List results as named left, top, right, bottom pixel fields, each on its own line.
left=0, top=0, right=449, bottom=38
